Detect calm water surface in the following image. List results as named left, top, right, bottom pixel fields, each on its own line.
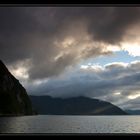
left=0, top=115, right=140, bottom=133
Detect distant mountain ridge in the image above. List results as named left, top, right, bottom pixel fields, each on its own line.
left=30, top=95, right=128, bottom=115
left=125, top=110, right=140, bottom=115
left=0, top=60, right=34, bottom=116
left=0, top=59, right=128, bottom=116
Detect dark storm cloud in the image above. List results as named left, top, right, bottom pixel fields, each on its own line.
left=87, top=7, right=140, bottom=44
left=1, top=7, right=140, bottom=79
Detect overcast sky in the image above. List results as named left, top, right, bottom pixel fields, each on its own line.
left=1, top=7, right=140, bottom=110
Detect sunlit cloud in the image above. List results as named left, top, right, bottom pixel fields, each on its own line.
left=105, top=62, right=129, bottom=68
left=128, top=93, right=140, bottom=100
left=80, top=65, right=89, bottom=69
left=10, top=67, right=29, bottom=80
left=122, top=42, right=140, bottom=57
left=8, top=59, right=32, bottom=81
left=106, top=45, right=121, bottom=52
left=114, top=92, right=121, bottom=95
left=80, top=63, right=103, bottom=72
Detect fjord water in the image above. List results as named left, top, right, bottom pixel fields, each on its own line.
left=0, top=115, right=140, bottom=133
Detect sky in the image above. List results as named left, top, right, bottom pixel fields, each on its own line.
left=1, top=7, right=140, bottom=110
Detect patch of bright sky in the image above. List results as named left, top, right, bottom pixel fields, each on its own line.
left=55, top=49, right=140, bottom=80
left=128, top=93, right=140, bottom=100
left=79, top=50, right=140, bottom=67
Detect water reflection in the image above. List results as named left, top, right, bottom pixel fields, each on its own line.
left=0, top=115, right=140, bottom=133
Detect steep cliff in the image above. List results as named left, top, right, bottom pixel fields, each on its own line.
left=0, top=60, right=34, bottom=116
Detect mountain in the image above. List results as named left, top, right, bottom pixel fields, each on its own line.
left=0, top=60, right=34, bottom=116
left=125, top=110, right=140, bottom=115
left=30, top=95, right=128, bottom=115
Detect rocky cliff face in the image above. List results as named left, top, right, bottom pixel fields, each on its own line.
left=0, top=60, right=34, bottom=116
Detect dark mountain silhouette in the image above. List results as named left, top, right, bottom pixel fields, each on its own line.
left=30, top=95, right=128, bottom=115
left=0, top=60, right=34, bottom=116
